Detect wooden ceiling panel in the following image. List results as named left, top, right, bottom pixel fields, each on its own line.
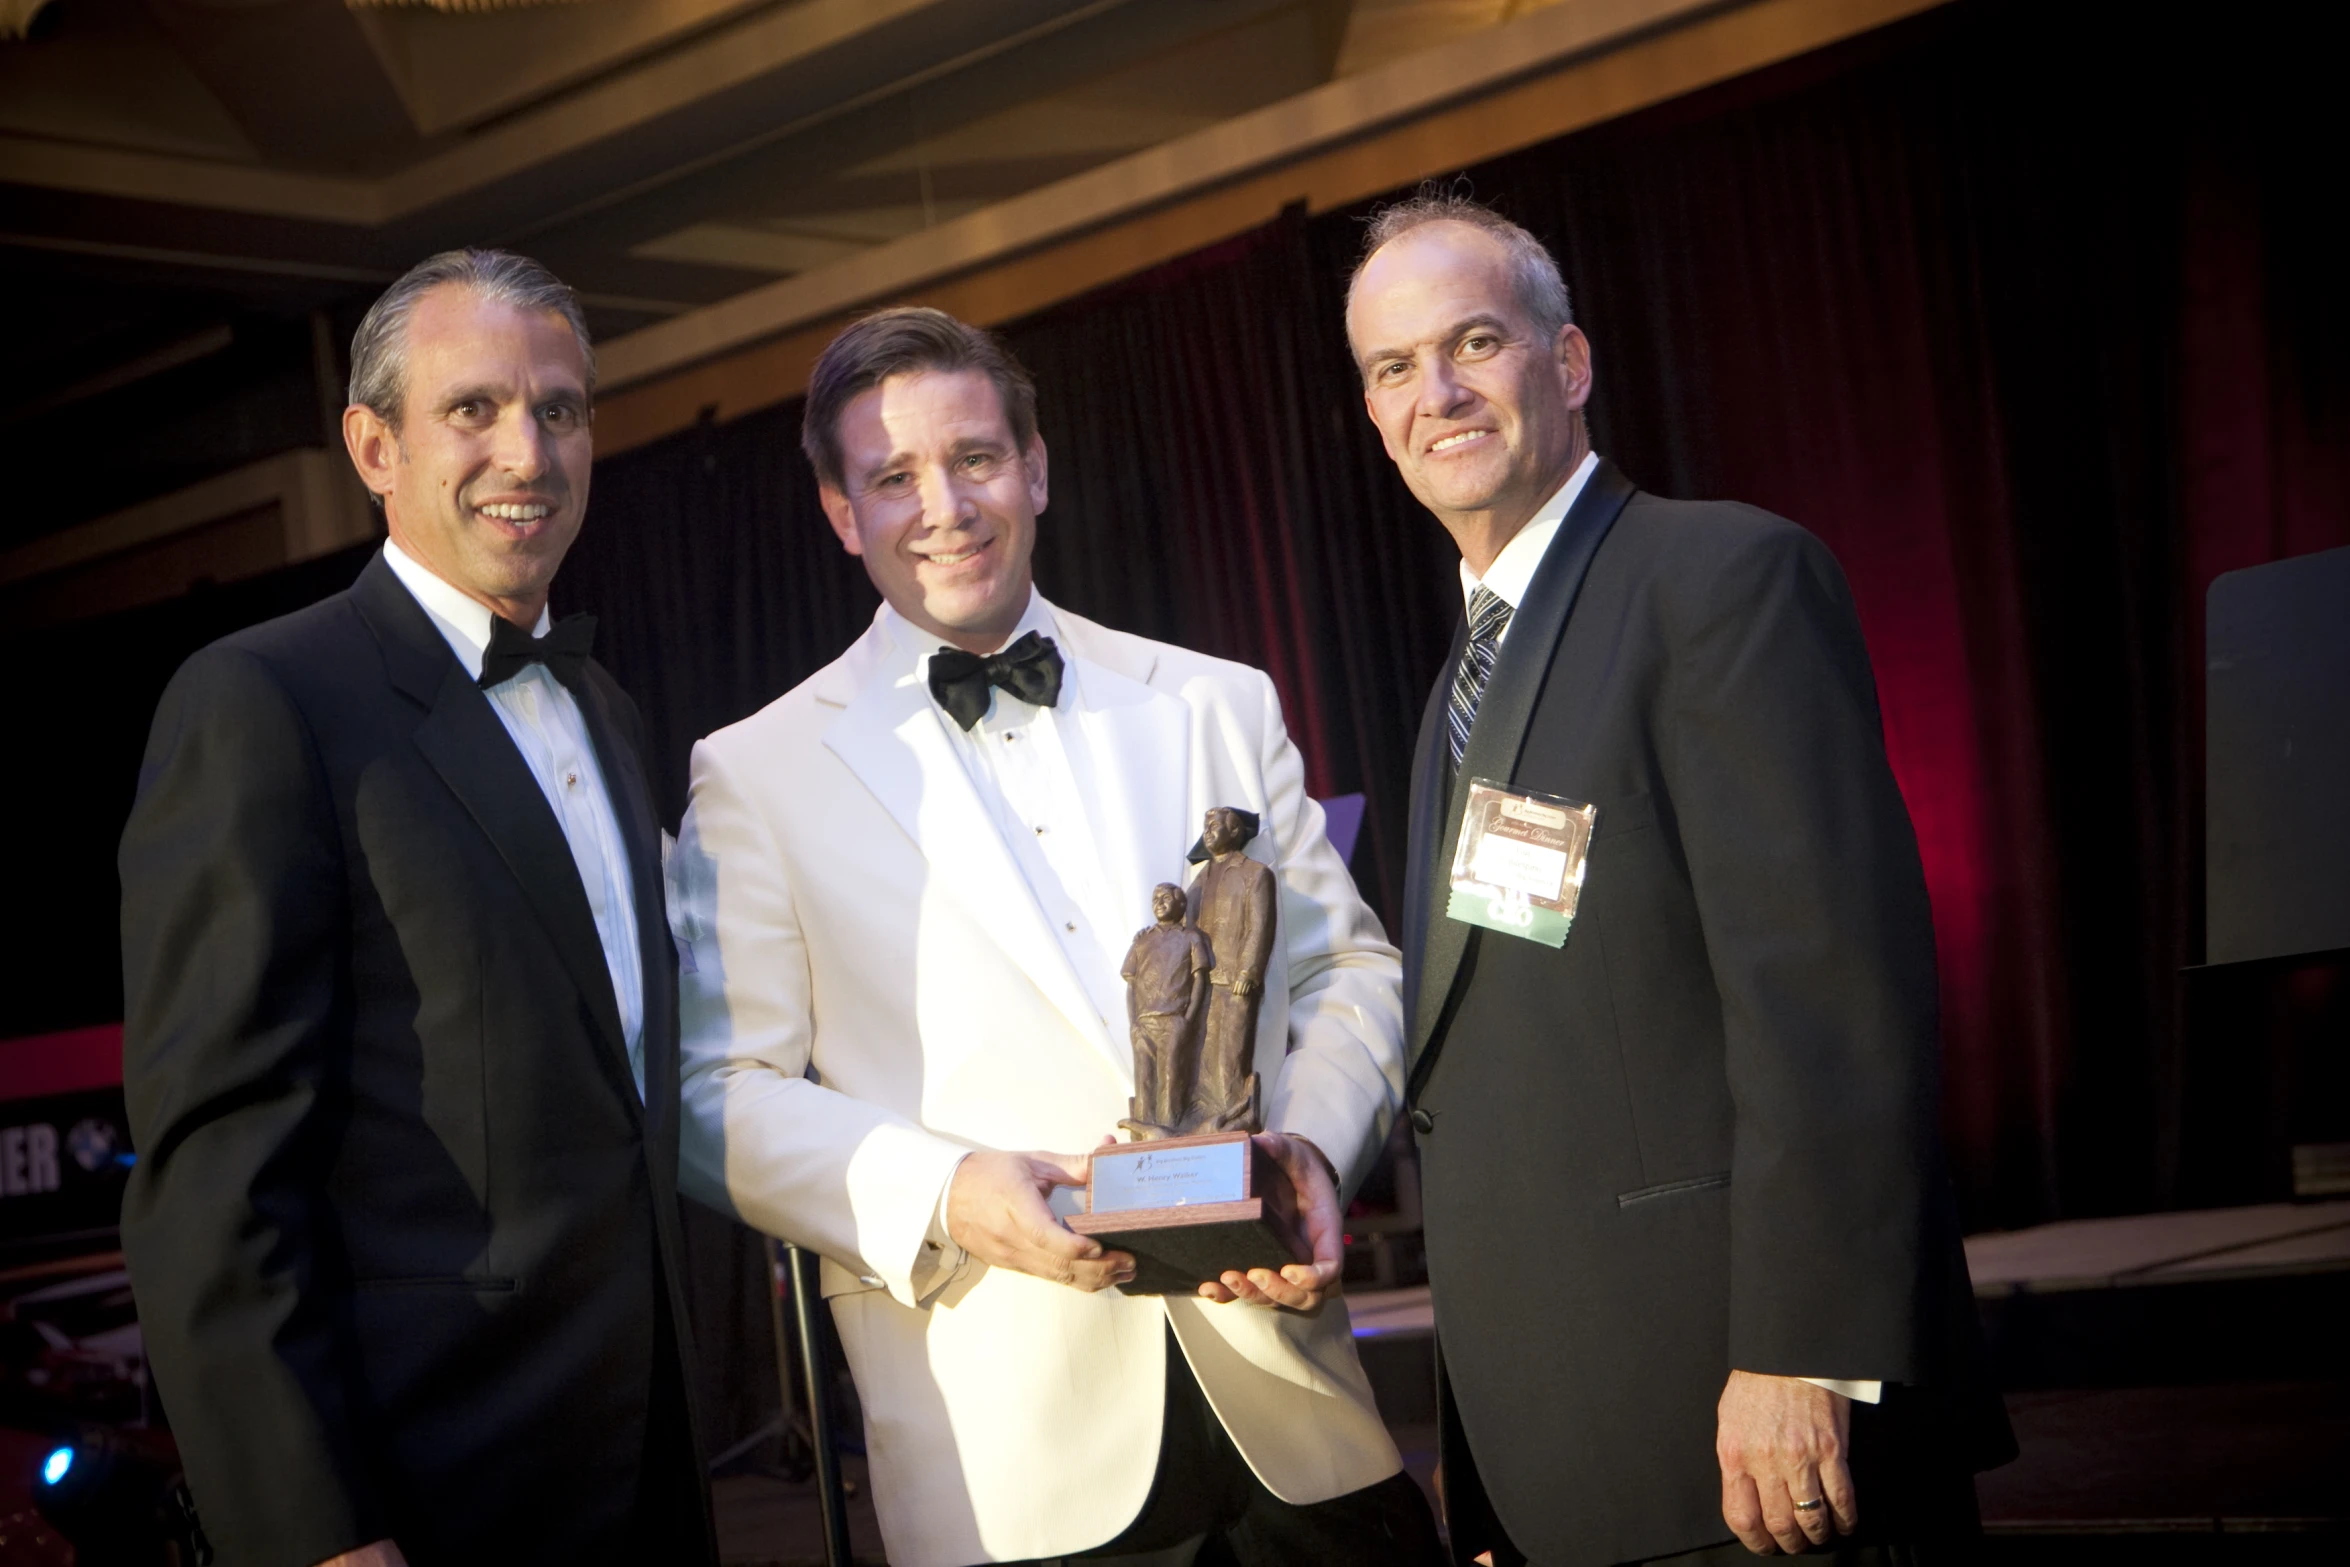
left=0, top=0, right=255, bottom=160
left=352, top=0, right=770, bottom=137
left=499, top=1, right=1296, bottom=293
left=141, top=0, right=425, bottom=170
left=1334, top=0, right=1571, bottom=78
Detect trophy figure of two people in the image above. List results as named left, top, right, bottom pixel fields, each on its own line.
left=1072, top=807, right=1303, bottom=1294
left=1120, top=806, right=1276, bottom=1141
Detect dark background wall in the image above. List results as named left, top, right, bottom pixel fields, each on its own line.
left=9, top=0, right=2346, bottom=1244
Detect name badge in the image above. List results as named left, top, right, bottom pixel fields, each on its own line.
left=1446, top=779, right=1597, bottom=947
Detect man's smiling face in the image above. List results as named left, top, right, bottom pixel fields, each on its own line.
left=1348, top=220, right=1592, bottom=543
left=819, top=368, right=1045, bottom=654
left=347, top=284, right=592, bottom=624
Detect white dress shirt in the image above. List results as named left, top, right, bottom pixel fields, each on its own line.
left=383, top=540, right=646, bottom=1100
left=1452, top=461, right=1882, bottom=1405
left=1457, top=450, right=1598, bottom=629
left=923, top=595, right=1135, bottom=1031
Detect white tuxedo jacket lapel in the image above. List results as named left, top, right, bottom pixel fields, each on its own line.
left=1054, top=617, right=1194, bottom=975
left=816, top=618, right=1122, bottom=1072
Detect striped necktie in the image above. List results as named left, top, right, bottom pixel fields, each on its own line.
left=1446, top=584, right=1514, bottom=768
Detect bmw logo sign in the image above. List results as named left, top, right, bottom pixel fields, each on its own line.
left=67, top=1117, right=120, bottom=1174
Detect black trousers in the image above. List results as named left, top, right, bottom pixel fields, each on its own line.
left=1642, top=1543, right=1974, bottom=1566
left=1002, top=1325, right=1445, bottom=1567
left=1442, top=1366, right=1982, bottom=1567
left=1460, top=1505, right=1980, bottom=1567
left=616, top=1280, right=718, bottom=1565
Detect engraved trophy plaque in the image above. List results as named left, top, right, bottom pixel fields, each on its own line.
left=1067, top=807, right=1309, bottom=1295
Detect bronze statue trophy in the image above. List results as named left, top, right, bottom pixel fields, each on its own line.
left=1069, top=808, right=1307, bottom=1295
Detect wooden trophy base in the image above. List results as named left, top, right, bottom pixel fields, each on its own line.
left=1066, top=1130, right=1306, bottom=1296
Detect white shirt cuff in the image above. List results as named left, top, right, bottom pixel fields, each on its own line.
left=1798, top=1377, right=1883, bottom=1404
left=911, top=1152, right=973, bottom=1304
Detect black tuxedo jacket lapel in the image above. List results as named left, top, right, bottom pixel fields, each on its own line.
left=1406, top=459, right=1637, bottom=1103
left=571, top=670, right=676, bottom=1151
left=1401, top=619, right=1466, bottom=1085
left=351, top=558, right=638, bottom=1105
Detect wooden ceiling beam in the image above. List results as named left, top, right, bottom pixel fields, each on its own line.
left=590, top=0, right=1948, bottom=456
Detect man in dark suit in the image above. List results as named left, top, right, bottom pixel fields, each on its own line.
left=119, top=250, right=715, bottom=1567
left=1344, top=196, right=2013, bottom=1565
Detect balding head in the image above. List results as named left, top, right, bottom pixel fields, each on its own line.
left=1345, top=192, right=1571, bottom=362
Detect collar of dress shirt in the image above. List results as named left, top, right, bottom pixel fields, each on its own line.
left=382, top=538, right=553, bottom=683
left=1457, top=449, right=1601, bottom=617
left=879, top=586, right=1083, bottom=720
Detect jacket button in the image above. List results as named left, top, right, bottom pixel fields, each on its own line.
left=1409, top=1108, right=1436, bottom=1135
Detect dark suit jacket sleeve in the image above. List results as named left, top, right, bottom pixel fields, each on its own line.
left=1658, top=519, right=1942, bottom=1384
left=119, top=644, right=384, bottom=1565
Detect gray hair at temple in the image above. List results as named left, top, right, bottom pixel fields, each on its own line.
left=1346, top=189, right=1574, bottom=352
left=801, top=307, right=1039, bottom=490
left=346, top=248, right=595, bottom=426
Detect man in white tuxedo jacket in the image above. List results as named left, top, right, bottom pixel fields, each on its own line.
left=669, top=308, right=1444, bottom=1567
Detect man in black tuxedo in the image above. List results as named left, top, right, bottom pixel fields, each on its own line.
left=119, top=250, right=715, bottom=1567
left=1345, top=196, right=2013, bottom=1565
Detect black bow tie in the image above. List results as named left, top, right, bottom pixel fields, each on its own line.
left=479, top=611, right=596, bottom=692
left=928, top=631, right=1065, bottom=730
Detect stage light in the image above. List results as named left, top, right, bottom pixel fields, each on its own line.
left=30, top=1424, right=210, bottom=1565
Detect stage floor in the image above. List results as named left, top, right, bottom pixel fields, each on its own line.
left=711, top=1202, right=2350, bottom=1562
left=1963, top=1200, right=2350, bottom=1292
left=1348, top=1197, right=2350, bottom=1340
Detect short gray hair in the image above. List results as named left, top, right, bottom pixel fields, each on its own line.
left=347, top=248, right=595, bottom=426
left=1346, top=188, right=1573, bottom=349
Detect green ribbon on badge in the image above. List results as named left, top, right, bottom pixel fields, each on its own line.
left=1446, top=886, right=1576, bottom=948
